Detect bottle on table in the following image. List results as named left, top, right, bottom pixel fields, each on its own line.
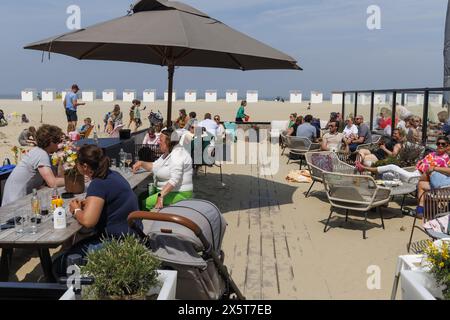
left=93, top=124, right=99, bottom=145
left=119, top=148, right=126, bottom=171
left=53, top=198, right=67, bottom=230
left=51, top=187, right=60, bottom=214
left=31, top=188, right=41, bottom=217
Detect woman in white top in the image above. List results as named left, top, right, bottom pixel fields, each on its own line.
left=142, top=127, right=160, bottom=145
left=132, top=128, right=193, bottom=210
left=343, top=117, right=358, bottom=145
left=214, top=115, right=225, bottom=139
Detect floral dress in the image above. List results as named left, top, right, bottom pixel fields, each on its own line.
left=416, top=152, right=450, bottom=173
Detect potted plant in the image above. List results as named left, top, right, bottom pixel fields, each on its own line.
left=61, top=235, right=178, bottom=300
left=401, top=240, right=450, bottom=300
left=52, top=142, right=84, bottom=194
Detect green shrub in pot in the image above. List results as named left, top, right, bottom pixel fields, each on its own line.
left=80, top=235, right=161, bottom=300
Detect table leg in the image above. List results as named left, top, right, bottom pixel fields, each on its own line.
left=0, top=248, right=13, bottom=282
left=38, top=248, right=56, bottom=283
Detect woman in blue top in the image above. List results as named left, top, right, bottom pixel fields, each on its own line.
left=53, top=145, right=142, bottom=276
left=235, top=100, right=248, bottom=123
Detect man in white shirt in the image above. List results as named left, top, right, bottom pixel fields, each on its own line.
left=198, top=113, right=218, bottom=136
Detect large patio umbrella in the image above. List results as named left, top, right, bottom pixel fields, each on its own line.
left=24, top=0, right=301, bottom=125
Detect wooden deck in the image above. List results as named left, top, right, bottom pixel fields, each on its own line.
left=192, top=144, right=428, bottom=300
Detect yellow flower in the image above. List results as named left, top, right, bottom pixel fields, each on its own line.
left=440, top=262, right=445, bottom=268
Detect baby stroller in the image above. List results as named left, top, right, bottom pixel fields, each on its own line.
left=148, top=110, right=164, bottom=127
left=128, top=199, right=245, bottom=300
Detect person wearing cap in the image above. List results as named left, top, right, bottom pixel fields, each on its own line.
left=63, top=84, right=86, bottom=133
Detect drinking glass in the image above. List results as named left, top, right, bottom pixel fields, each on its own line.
left=14, top=210, right=27, bottom=234
left=125, top=153, right=133, bottom=174
left=28, top=209, right=38, bottom=234
left=40, top=190, right=51, bottom=217
left=110, top=158, right=117, bottom=168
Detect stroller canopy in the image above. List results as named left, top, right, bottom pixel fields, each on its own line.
left=146, top=199, right=227, bottom=266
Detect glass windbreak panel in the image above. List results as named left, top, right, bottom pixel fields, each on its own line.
left=399, top=91, right=424, bottom=145
left=426, top=90, right=448, bottom=149
left=372, top=92, right=392, bottom=136
left=357, top=93, right=371, bottom=128
left=343, top=93, right=355, bottom=120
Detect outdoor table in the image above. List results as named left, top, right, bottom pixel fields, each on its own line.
left=385, top=182, right=417, bottom=211
left=391, top=255, right=426, bottom=300
left=0, top=168, right=151, bottom=282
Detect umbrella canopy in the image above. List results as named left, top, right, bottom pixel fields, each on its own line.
left=24, top=0, right=301, bottom=124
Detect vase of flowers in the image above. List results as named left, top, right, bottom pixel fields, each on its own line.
left=52, top=142, right=85, bottom=194
left=423, top=239, right=450, bottom=299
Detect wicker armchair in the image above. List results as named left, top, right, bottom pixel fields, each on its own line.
left=285, top=136, right=320, bottom=169
left=407, top=186, right=450, bottom=253
left=304, top=151, right=356, bottom=198
left=280, top=132, right=289, bottom=156
left=322, top=172, right=391, bottom=239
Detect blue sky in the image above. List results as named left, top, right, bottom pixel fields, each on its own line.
left=0, top=0, right=447, bottom=98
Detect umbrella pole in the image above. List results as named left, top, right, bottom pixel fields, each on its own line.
left=167, top=64, right=175, bottom=127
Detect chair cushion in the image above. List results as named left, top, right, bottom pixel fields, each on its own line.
left=311, top=153, right=333, bottom=172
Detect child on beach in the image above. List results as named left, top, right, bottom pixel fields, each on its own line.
left=79, top=117, right=93, bottom=139
left=67, top=123, right=80, bottom=141
left=0, top=109, right=7, bottom=126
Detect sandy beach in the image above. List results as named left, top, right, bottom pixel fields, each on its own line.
left=0, top=99, right=342, bottom=161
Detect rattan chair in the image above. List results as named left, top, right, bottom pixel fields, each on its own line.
left=280, top=131, right=289, bottom=156
left=285, top=136, right=320, bottom=169
left=304, top=151, right=356, bottom=198
left=322, top=172, right=391, bottom=239
left=407, top=186, right=450, bottom=253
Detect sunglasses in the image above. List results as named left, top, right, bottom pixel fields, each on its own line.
left=437, top=142, right=448, bottom=147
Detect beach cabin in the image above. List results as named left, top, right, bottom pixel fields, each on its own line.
left=226, top=90, right=238, bottom=103
left=246, top=90, right=258, bottom=103
left=429, top=93, right=443, bottom=106
left=164, top=91, right=176, bottom=102
left=331, top=92, right=342, bottom=105
left=310, top=91, right=323, bottom=104
left=205, top=90, right=217, bottom=102
left=82, top=90, right=96, bottom=102
left=184, top=90, right=197, bottom=103
left=123, top=90, right=136, bottom=102
left=374, top=94, right=387, bottom=105
left=21, top=89, right=37, bottom=102
left=289, top=91, right=302, bottom=103
left=143, top=89, right=156, bottom=103
left=358, top=93, right=371, bottom=105
left=41, top=89, right=56, bottom=102
left=406, top=93, right=424, bottom=106
left=102, top=89, right=116, bottom=102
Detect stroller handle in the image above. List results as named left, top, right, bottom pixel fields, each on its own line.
left=128, top=211, right=210, bottom=249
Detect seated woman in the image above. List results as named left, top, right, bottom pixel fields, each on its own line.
left=142, top=127, right=160, bottom=145
left=132, top=128, right=193, bottom=210
left=2, top=125, right=65, bottom=207
left=356, top=128, right=404, bottom=166
left=287, top=116, right=303, bottom=136
left=53, top=145, right=143, bottom=275
left=356, top=136, right=450, bottom=216
left=288, top=113, right=297, bottom=129
left=79, top=117, right=93, bottom=139
left=343, top=117, right=358, bottom=143
left=175, top=109, right=189, bottom=129
left=106, top=105, right=123, bottom=134
left=406, top=116, right=422, bottom=144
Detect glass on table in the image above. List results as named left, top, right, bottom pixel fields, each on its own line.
left=28, top=208, right=38, bottom=234
left=14, top=209, right=28, bottom=234
left=110, top=158, right=117, bottom=168
left=40, top=189, right=51, bottom=217
left=125, top=153, right=133, bottom=174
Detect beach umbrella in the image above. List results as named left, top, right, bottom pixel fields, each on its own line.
left=24, top=0, right=301, bottom=125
